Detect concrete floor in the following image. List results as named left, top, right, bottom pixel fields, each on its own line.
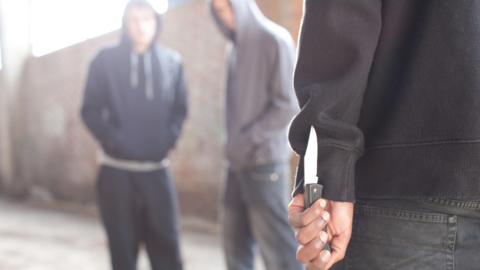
left=0, top=198, right=265, bottom=270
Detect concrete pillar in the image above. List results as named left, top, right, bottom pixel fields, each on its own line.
left=0, top=0, right=31, bottom=190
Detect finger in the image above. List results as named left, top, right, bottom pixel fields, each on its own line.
left=288, top=195, right=305, bottom=218
left=307, top=250, right=331, bottom=270
left=306, top=263, right=323, bottom=270
left=289, top=198, right=327, bottom=228
left=288, top=194, right=305, bottom=209
left=295, top=212, right=329, bottom=245
left=325, top=230, right=352, bottom=269
left=296, top=234, right=328, bottom=263
left=288, top=194, right=306, bottom=228
left=306, top=264, right=320, bottom=270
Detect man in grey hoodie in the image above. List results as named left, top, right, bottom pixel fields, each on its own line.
left=81, top=1, right=187, bottom=269
left=210, top=1, right=302, bottom=270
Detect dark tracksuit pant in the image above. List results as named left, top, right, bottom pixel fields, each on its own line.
left=96, top=165, right=183, bottom=270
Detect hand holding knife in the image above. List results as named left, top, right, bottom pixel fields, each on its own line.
left=304, top=126, right=330, bottom=252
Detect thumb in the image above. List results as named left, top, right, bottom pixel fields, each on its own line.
left=288, top=194, right=305, bottom=228
left=325, top=229, right=351, bottom=269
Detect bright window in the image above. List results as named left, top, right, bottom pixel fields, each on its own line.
left=30, top=0, right=169, bottom=57
left=0, top=31, right=3, bottom=69
left=0, top=42, right=3, bottom=70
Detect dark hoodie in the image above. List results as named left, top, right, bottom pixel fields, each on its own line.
left=290, top=0, right=480, bottom=202
left=211, top=0, right=298, bottom=170
left=81, top=1, right=187, bottom=162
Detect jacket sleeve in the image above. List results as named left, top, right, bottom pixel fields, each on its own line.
left=243, top=38, right=298, bottom=145
left=289, top=0, right=382, bottom=202
left=81, top=55, right=119, bottom=154
left=166, top=62, right=188, bottom=151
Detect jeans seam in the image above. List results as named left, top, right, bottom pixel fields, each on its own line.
left=425, top=197, right=480, bottom=210
left=446, top=215, right=457, bottom=270
left=350, top=236, right=445, bottom=251
left=355, top=205, right=448, bottom=223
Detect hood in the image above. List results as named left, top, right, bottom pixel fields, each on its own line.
left=120, top=0, right=163, bottom=47
left=210, top=0, right=297, bottom=169
left=120, top=0, right=164, bottom=101
left=210, top=0, right=269, bottom=42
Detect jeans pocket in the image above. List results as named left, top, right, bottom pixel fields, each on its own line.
left=247, top=163, right=284, bottom=182
left=345, top=204, right=451, bottom=270
left=241, top=164, right=289, bottom=208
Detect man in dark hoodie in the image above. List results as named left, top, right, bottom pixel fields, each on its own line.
left=81, top=1, right=187, bottom=269
left=210, top=1, right=303, bottom=270
left=287, top=0, right=480, bottom=270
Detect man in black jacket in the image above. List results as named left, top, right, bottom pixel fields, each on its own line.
left=288, top=0, right=480, bottom=269
left=81, top=1, right=187, bottom=269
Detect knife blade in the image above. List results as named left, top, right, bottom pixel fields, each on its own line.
left=304, top=126, right=323, bottom=208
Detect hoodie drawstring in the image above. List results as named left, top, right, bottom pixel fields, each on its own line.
left=130, top=51, right=155, bottom=101
left=130, top=52, right=139, bottom=90
left=144, top=51, right=154, bottom=100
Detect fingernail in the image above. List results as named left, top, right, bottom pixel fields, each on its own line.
left=320, top=199, right=326, bottom=208
left=317, top=220, right=325, bottom=228
left=321, top=251, right=331, bottom=262
left=319, top=231, right=328, bottom=242
left=322, top=211, right=330, bottom=221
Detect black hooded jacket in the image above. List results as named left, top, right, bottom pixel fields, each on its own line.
left=81, top=3, right=187, bottom=162
left=290, top=0, right=480, bottom=202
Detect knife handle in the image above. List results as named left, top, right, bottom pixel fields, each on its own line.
left=304, top=183, right=324, bottom=208
left=304, top=183, right=331, bottom=252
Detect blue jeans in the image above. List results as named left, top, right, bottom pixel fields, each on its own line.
left=222, top=163, right=303, bottom=270
left=332, top=199, right=480, bottom=270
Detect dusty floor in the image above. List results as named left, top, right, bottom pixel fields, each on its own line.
left=0, top=198, right=265, bottom=270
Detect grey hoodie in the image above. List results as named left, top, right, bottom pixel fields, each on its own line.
left=211, top=0, right=298, bottom=170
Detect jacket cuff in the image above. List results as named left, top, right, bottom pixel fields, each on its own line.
left=292, top=146, right=358, bottom=202
left=316, top=145, right=358, bottom=202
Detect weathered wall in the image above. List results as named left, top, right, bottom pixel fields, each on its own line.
left=6, top=0, right=303, bottom=221
left=258, top=0, right=303, bottom=40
